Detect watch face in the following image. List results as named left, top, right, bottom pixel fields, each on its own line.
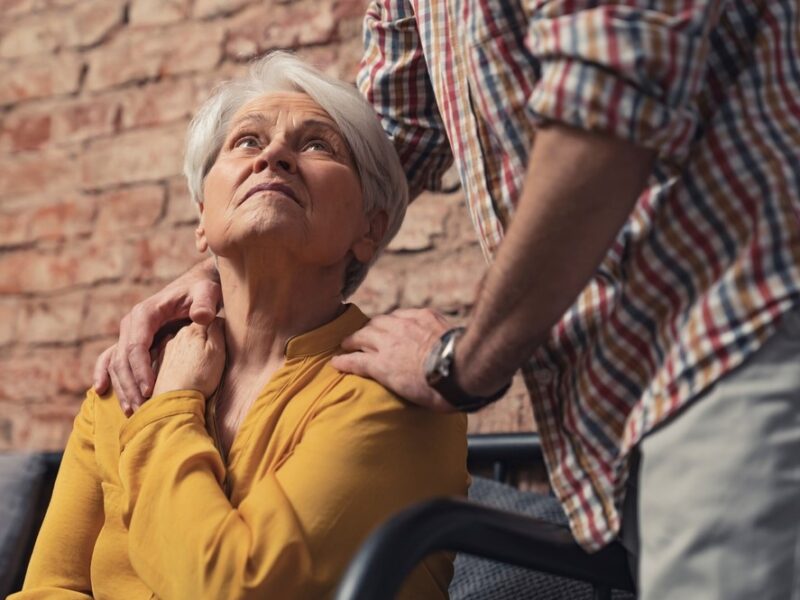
left=424, top=337, right=445, bottom=384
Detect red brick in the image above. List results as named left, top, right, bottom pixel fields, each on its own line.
left=81, top=282, right=163, bottom=338
left=26, top=193, right=97, bottom=242
left=387, top=193, right=454, bottom=252
left=350, top=260, right=402, bottom=315
left=0, top=347, right=82, bottom=402
left=0, top=95, right=119, bottom=151
left=192, top=0, right=251, bottom=19
left=54, top=95, right=120, bottom=144
left=118, top=78, right=194, bottom=129
left=85, top=21, right=224, bottom=92
left=71, top=0, right=125, bottom=47
left=296, top=42, right=362, bottom=82
left=0, top=300, right=19, bottom=346
left=466, top=374, right=536, bottom=433
left=0, top=0, right=40, bottom=18
left=131, top=224, right=204, bottom=281
left=0, top=12, right=64, bottom=58
left=333, top=0, right=370, bottom=20
left=0, top=109, right=52, bottom=151
left=24, top=402, right=82, bottom=450
left=401, top=247, right=485, bottom=312
left=0, top=148, right=78, bottom=198
left=0, top=402, right=17, bottom=449
left=0, top=52, right=84, bottom=105
left=0, top=1, right=121, bottom=57
left=191, top=64, right=248, bottom=104
left=0, top=208, right=32, bottom=247
left=223, top=2, right=336, bottom=61
left=0, top=239, right=131, bottom=293
left=80, top=123, right=186, bottom=188
left=77, top=337, right=114, bottom=383
left=165, top=176, right=199, bottom=225
left=0, top=191, right=95, bottom=245
left=18, top=290, right=85, bottom=344
left=94, top=184, right=165, bottom=236
left=130, top=0, right=191, bottom=25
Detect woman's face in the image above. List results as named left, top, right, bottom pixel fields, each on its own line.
left=199, top=91, right=378, bottom=270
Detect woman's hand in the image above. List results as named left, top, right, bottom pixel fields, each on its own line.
left=93, top=258, right=221, bottom=413
left=151, top=319, right=226, bottom=400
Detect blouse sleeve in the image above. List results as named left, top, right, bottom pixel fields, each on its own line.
left=12, top=393, right=103, bottom=599
left=117, top=382, right=466, bottom=599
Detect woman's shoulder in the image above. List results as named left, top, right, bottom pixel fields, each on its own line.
left=314, top=362, right=468, bottom=448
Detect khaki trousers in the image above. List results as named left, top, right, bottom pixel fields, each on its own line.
left=620, top=306, right=800, bottom=599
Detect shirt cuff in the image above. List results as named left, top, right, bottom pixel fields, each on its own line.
left=119, top=390, right=206, bottom=450
left=527, top=58, right=700, bottom=163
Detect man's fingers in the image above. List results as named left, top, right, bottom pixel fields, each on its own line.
left=111, top=346, right=145, bottom=410
left=188, top=280, right=221, bottom=326
left=126, top=302, right=175, bottom=349
left=339, top=326, right=386, bottom=353
left=392, top=307, right=450, bottom=327
left=129, top=345, right=156, bottom=398
left=330, top=352, right=374, bottom=378
left=93, top=345, right=114, bottom=393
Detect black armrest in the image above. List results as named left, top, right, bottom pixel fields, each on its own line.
left=467, top=433, right=543, bottom=483
left=334, top=497, right=635, bottom=600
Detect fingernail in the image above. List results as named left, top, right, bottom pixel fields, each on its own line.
left=140, top=383, right=149, bottom=396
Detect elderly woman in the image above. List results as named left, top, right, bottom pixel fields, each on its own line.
left=14, top=52, right=468, bottom=599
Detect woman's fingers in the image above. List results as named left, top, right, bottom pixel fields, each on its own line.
left=151, top=320, right=226, bottom=399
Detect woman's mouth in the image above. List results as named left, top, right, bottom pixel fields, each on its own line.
left=241, top=181, right=300, bottom=206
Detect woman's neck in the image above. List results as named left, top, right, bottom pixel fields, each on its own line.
left=216, top=253, right=345, bottom=371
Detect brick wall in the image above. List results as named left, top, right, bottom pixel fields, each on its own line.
left=0, top=0, right=533, bottom=451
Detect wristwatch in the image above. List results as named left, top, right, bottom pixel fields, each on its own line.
left=423, top=327, right=511, bottom=412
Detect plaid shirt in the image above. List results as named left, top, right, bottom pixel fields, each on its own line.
left=358, top=0, right=800, bottom=550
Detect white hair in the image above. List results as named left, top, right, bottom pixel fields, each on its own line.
left=183, top=51, right=408, bottom=297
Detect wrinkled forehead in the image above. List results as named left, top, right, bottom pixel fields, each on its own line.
left=228, top=91, right=340, bottom=133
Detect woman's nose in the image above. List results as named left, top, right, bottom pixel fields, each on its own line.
left=253, top=141, right=296, bottom=174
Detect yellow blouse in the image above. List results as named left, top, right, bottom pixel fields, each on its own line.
left=14, top=305, right=469, bottom=599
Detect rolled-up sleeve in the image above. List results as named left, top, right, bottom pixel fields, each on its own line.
left=525, top=1, right=725, bottom=161
left=358, top=0, right=454, bottom=199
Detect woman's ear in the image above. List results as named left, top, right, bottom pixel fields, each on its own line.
left=195, top=203, right=208, bottom=253
left=351, top=209, right=388, bottom=264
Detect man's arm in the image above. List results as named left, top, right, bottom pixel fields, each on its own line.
left=455, top=124, right=655, bottom=395
left=333, top=0, right=725, bottom=408
left=332, top=123, right=655, bottom=407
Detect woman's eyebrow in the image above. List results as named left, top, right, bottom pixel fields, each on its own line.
left=230, top=113, right=271, bottom=131
left=298, top=119, right=345, bottom=140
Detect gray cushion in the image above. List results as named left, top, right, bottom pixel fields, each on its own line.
left=449, top=477, right=635, bottom=600
left=0, top=453, right=45, bottom=597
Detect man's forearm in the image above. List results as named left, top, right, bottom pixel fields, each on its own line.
left=456, top=124, right=656, bottom=396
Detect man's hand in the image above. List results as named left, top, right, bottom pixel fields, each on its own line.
left=151, top=319, right=226, bottom=399
left=330, top=308, right=456, bottom=412
left=93, top=258, right=220, bottom=414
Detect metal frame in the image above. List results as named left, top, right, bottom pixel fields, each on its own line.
left=334, top=433, right=636, bottom=600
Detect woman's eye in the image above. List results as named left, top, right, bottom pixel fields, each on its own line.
left=234, top=135, right=261, bottom=149
left=303, top=139, right=332, bottom=153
